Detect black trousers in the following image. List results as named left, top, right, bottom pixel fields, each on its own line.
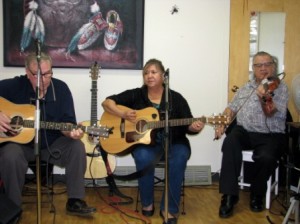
left=219, top=125, right=285, bottom=197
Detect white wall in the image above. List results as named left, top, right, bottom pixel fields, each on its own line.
left=259, top=12, right=286, bottom=73
left=0, top=0, right=230, bottom=172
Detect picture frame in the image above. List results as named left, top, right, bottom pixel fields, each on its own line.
left=3, top=0, right=144, bottom=69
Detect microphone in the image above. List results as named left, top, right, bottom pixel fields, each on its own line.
left=164, top=68, right=169, bottom=77
left=35, top=39, right=41, bottom=60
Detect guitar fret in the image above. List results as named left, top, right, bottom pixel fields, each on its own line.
left=147, top=116, right=227, bottom=129
left=149, top=118, right=197, bottom=129
left=0, top=96, right=110, bottom=145
left=90, top=78, right=98, bottom=125
left=24, top=120, right=34, bottom=128
left=20, top=119, right=108, bottom=136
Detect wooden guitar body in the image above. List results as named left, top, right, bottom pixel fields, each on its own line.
left=81, top=120, right=116, bottom=179
left=100, top=105, right=160, bottom=154
left=100, top=105, right=229, bottom=154
left=82, top=62, right=116, bottom=179
left=0, top=97, right=35, bottom=144
left=0, top=97, right=110, bottom=145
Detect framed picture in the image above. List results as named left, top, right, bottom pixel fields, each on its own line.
left=3, top=0, right=144, bottom=69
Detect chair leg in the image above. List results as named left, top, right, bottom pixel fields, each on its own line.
left=240, top=161, right=245, bottom=189
left=181, top=177, right=186, bottom=215
left=134, top=164, right=187, bottom=215
left=135, top=187, right=140, bottom=212
left=265, top=176, right=272, bottom=209
left=275, top=166, right=279, bottom=195
left=265, top=165, right=279, bottom=209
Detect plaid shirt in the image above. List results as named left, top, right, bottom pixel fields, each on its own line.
left=228, top=79, right=288, bottom=133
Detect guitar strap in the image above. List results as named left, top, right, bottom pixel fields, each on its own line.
left=98, top=145, right=164, bottom=205
left=99, top=144, right=164, bottom=181
left=99, top=145, right=133, bottom=205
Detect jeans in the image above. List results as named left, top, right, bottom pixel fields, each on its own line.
left=132, top=143, right=190, bottom=215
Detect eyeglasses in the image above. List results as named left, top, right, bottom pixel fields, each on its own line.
left=143, top=70, right=159, bottom=75
left=29, top=69, right=53, bottom=78
left=253, top=62, right=274, bottom=68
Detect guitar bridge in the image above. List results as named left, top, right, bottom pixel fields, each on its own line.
left=120, top=118, right=125, bottom=138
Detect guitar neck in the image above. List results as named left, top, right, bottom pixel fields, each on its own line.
left=148, top=117, right=205, bottom=129
left=90, top=80, right=98, bottom=125
left=22, top=120, right=87, bottom=132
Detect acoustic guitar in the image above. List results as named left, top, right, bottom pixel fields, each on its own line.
left=0, top=97, right=110, bottom=144
left=99, top=105, right=230, bottom=154
left=81, top=62, right=116, bottom=179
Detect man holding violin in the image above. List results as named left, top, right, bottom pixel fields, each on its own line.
left=215, top=51, right=289, bottom=218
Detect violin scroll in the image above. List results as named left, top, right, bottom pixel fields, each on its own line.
left=262, top=72, right=285, bottom=94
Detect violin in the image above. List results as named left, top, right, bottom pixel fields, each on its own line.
left=262, top=72, right=285, bottom=92
left=260, top=72, right=285, bottom=116
left=261, top=72, right=285, bottom=102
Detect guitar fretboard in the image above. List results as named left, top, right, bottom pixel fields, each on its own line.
left=147, top=116, right=226, bottom=129
left=91, top=80, right=98, bottom=125
left=21, top=120, right=87, bottom=132
left=148, top=117, right=205, bottom=129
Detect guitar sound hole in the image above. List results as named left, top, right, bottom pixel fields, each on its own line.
left=135, top=120, right=148, bottom=133
left=10, top=116, right=24, bottom=132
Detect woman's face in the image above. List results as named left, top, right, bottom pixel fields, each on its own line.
left=143, top=64, right=164, bottom=88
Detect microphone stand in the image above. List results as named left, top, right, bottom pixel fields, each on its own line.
left=163, top=68, right=170, bottom=224
left=34, top=39, right=42, bottom=224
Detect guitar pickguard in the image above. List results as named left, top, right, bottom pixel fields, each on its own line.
left=125, top=131, right=146, bottom=143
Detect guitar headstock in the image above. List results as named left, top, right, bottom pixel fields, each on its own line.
left=90, top=61, right=101, bottom=81
left=206, top=114, right=230, bottom=127
left=87, top=126, right=111, bottom=138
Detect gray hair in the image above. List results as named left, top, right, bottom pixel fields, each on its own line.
left=25, top=52, right=52, bottom=68
left=252, top=51, right=277, bottom=75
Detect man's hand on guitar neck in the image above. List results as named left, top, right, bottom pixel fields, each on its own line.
left=62, top=123, right=84, bottom=140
